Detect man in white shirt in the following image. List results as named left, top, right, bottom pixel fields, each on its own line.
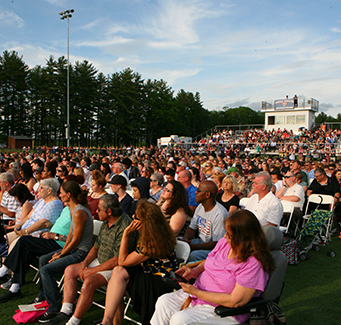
left=276, top=171, right=305, bottom=233
left=245, top=171, right=283, bottom=227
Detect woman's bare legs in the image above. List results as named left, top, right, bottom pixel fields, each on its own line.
left=101, top=266, right=129, bottom=325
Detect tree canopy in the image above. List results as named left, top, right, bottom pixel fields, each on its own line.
left=0, top=50, right=266, bottom=147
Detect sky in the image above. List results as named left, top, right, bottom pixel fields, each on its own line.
left=1, top=0, right=341, bottom=118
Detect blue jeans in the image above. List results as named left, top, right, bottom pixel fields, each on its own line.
left=187, top=238, right=211, bottom=263
left=38, top=249, right=87, bottom=313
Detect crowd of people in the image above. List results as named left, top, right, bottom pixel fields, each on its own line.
left=0, top=125, right=340, bottom=325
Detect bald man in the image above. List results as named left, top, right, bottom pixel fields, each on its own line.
left=177, top=170, right=198, bottom=214
left=182, top=181, right=228, bottom=262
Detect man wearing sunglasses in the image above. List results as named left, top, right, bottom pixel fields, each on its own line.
left=276, top=172, right=305, bottom=233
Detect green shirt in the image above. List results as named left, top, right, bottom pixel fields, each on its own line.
left=50, top=207, right=71, bottom=247
left=95, top=213, right=137, bottom=264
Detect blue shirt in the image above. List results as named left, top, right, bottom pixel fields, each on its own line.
left=186, top=184, right=199, bottom=207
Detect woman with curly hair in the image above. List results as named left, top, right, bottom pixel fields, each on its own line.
left=87, top=170, right=107, bottom=220
left=99, top=200, right=178, bottom=325
left=158, top=180, right=192, bottom=236
left=152, top=209, right=275, bottom=325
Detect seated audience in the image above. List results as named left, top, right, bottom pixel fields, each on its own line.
left=99, top=200, right=178, bottom=325
left=0, top=205, right=71, bottom=301
left=48, top=194, right=137, bottom=325
left=151, top=209, right=274, bottom=325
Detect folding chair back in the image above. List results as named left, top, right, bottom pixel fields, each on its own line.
left=279, top=201, right=294, bottom=234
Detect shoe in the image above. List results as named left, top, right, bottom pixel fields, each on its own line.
left=31, top=297, right=43, bottom=304
left=49, top=312, right=71, bottom=325
left=0, top=289, right=23, bottom=303
left=37, top=311, right=58, bottom=323
left=0, top=274, right=10, bottom=285
left=0, top=276, right=12, bottom=290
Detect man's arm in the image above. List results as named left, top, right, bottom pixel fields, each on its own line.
left=280, top=195, right=300, bottom=202
left=182, top=227, right=196, bottom=243
left=189, top=240, right=217, bottom=251
left=276, top=185, right=287, bottom=199
left=0, top=205, right=15, bottom=217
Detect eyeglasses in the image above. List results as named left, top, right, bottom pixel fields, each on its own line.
left=284, top=175, right=294, bottom=178
left=164, top=187, right=173, bottom=193
left=196, top=189, right=207, bottom=193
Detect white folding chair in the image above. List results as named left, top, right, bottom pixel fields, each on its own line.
left=174, top=240, right=191, bottom=266
left=279, top=201, right=294, bottom=234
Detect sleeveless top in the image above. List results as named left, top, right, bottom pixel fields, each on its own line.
left=72, top=204, right=94, bottom=252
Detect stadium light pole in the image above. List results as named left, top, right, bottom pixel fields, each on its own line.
left=59, top=9, right=74, bottom=148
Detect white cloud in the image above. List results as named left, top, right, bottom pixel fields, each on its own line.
left=0, top=11, right=24, bottom=28
left=76, top=36, right=134, bottom=48
left=331, top=27, right=341, bottom=33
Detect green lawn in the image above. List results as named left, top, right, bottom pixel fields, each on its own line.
left=1, top=236, right=341, bottom=325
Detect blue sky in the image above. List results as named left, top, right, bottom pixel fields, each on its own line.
left=1, top=0, right=341, bottom=117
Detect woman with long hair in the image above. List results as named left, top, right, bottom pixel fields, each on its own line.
left=158, top=180, right=192, bottom=236
left=36, top=180, right=94, bottom=322
left=189, top=167, right=200, bottom=188
left=216, top=175, right=240, bottom=214
left=152, top=210, right=275, bottom=325
left=99, top=200, right=178, bottom=325
left=18, top=162, right=36, bottom=192
left=101, top=162, right=112, bottom=183
left=87, top=170, right=107, bottom=220
left=6, top=183, right=36, bottom=231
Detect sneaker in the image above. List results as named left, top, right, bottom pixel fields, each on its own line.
left=0, top=289, right=23, bottom=303
left=49, top=312, right=71, bottom=325
left=37, top=311, right=58, bottom=323
left=0, top=274, right=10, bottom=285
left=31, top=297, right=43, bottom=304
left=0, top=276, right=12, bottom=290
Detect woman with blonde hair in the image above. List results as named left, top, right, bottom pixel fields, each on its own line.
left=211, top=171, right=226, bottom=193
left=216, top=175, right=240, bottom=214
left=99, top=200, right=178, bottom=325
left=74, top=167, right=88, bottom=191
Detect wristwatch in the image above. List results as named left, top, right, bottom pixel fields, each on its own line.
left=55, top=234, right=59, bottom=240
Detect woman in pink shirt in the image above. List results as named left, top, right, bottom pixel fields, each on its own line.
left=151, top=210, right=275, bottom=325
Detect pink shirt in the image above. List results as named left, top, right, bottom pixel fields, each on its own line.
left=192, top=238, right=269, bottom=324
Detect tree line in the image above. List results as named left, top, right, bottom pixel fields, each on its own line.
left=0, top=50, right=267, bottom=147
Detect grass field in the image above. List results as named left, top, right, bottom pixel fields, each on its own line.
left=1, top=235, right=341, bottom=325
